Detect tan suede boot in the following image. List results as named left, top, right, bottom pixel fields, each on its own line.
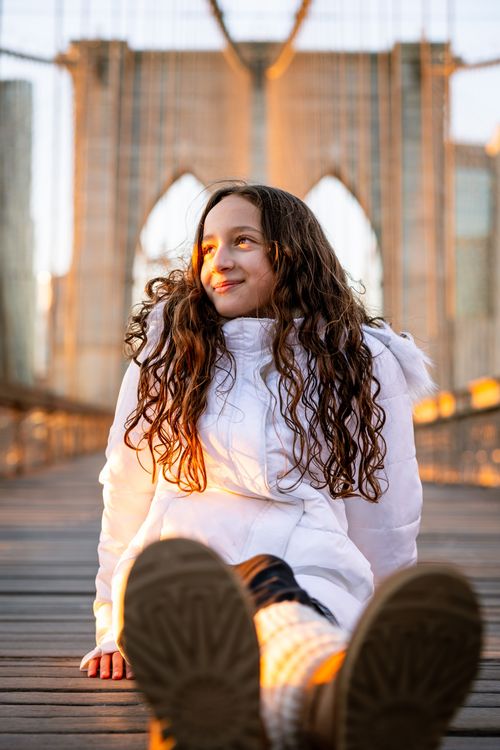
left=121, top=538, right=264, bottom=750
left=301, top=564, right=482, bottom=750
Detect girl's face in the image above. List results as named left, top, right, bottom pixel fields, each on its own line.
left=200, top=195, right=275, bottom=319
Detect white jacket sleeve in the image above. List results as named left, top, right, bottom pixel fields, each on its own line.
left=344, top=342, right=423, bottom=585
left=80, top=307, right=164, bottom=669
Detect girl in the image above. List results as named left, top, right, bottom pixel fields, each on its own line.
left=80, top=184, right=481, bottom=750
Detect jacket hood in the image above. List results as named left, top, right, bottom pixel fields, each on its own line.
left=220, top=317, right=437, bottom=404
left=179, top=311, right=434, bottom=404
left=362, top=322, right=437, bottom=403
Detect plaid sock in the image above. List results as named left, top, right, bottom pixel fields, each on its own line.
left=254, top=601, right=346, bottom=750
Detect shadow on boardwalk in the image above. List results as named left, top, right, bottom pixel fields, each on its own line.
left=0, top=453, right=499, bottom=749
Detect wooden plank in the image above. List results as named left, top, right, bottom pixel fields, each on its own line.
left=0, top=717, right=148, bottom=732
left=0, top=658, right=88, bottom=666
left=0, top=705, right=149, bottom=719
left=0, top=677, right=137, bottom=690
left=0, top=646, right=92, bottom=657
left=0, top=622, right=93, bottom=633
left=465, top=694, right=500, bottom=708
left=442, top=741, right=500, bottom=750
left=477, top=664, right=500, bottom=679
left=0, top=603, right=91, bottom=617
left=0, top=634, right=93, bottom=644
left=0, top=735, right=147, bottom=749
left=452, top=706, right=500, bottom=731
left=0, top=579, right=95, bottom=593
left=0, top=666, right=101, bottom=677
left=0, top=615, right=92, bottom=623
left=0, top=692, right=143, bottom=705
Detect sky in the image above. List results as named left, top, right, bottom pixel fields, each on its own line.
left=2, top=0, right=499, bottom=143
left=1, top=0, right=499, bottom=306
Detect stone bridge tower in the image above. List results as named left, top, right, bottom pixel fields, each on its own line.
left=56, top=40, right=451, bottom=407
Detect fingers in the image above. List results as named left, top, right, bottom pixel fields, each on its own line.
left=111, top=651, right=124, bottom=680
left=85, top=652, right=134, bottom=680
left=87, top=657, right=100, bottom=678
left=99, top=652, right=112, bottom=679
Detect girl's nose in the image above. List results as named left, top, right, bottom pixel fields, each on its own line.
left=211, top=244, right=235, bottom=271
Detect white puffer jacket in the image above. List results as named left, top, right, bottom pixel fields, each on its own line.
left=80, top=312, right=434, bottom=669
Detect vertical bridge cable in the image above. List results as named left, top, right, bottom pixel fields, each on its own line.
left=337, top=1, right=348, bottom=201
left=50, top=0, right=64, bottom=308
left=419, top=7, right=439, bottom=343
left=64, top=0, right=92, bottom=398
left=439, top=0, right=456, bottom=385
left=443, top=0, right=456, bottom=386
left=0, top=0, right=3, bottom=75
left=356, top=0, right=371, bottom=222
left=0, top=0, right=4, bottom=377
left=390, top=0, right=403, bottom=330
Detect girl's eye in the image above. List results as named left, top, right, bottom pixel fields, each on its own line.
left=236, top=236, right=252, bottom=247
left=201, top=244, right=215, bottom=257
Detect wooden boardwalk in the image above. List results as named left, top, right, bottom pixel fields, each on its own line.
left=0, top=453, right=499, bottom=749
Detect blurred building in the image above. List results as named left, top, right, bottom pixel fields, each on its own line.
left=454, top=141, right=500, bottom=386
left=0, top=80, right=35, bottom=385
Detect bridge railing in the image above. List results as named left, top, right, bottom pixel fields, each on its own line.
left=2, top=378, right=499, bottom=486
left=0, top=382, right=112, bottom=477
left=415, top=378, right=500, bottom=487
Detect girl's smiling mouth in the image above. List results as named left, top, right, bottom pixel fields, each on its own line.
left=213, top=280, right=244, bottom=292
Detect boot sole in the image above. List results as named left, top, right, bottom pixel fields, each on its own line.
left=334, top=564, right=482, bottom=750
left=121, top=538, right=262, bottom=749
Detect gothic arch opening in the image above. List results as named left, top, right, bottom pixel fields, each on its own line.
left=133, top=173, right=206, bottom=304
left=305, top=176, right=383, bottom=316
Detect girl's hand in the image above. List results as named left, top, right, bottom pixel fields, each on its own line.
left=87, top=651, right=134, bottom=680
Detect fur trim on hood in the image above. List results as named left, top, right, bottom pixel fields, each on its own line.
left=363, top=322, right=437, bottom=403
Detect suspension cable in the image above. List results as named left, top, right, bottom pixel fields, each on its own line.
left=457, top=56, right=500, bottom=71
left=266, top=0, right=311, bottom=79
left=207, top=0, right=250, bottom=72
left=427, top=54, right=500, bottom=77
left=0, top=47, right=59, bottom=65
left=207, top=0, right=312, bottom=79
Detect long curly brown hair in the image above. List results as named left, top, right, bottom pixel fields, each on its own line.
left=124, top=183, right=386, bottom=502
